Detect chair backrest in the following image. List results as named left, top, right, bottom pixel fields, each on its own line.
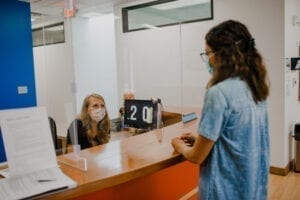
left=110, top=117, right=122, bottom=132
left=48, top=116, right=58, bottom=150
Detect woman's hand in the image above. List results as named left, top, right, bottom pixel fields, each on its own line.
left=171, top=132, right=215, bottom=164
left=171, top=132, right=197, bottom=153
left=171, top=137, right=186, bottom=152
left=179, top=132, right=197, bottom=146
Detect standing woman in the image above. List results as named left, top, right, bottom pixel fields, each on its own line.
left=67, top=93, right=111, bottom=151
left=172, top=20, right=270, bottom=199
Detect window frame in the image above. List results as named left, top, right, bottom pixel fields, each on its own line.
left=122, top=0, right=214, bottom=33
left=32, top=22, right=65, bottom=47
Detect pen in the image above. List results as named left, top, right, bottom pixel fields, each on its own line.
left=37, top=179, right=56, bottom=182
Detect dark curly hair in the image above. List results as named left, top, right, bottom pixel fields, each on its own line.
left=205, top=20, right=269, bottom=103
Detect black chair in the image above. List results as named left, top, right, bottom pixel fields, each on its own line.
left=48, top=116, right=60, bottom=154
left=110, top=117, right=122, bottom=132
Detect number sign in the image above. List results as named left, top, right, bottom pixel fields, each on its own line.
left=124, top=99, right=158, bottom=129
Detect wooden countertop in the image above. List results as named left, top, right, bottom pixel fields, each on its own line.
left=43, top=107, right=201, bottom=199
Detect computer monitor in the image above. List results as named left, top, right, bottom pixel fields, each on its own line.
left=124, top=99, right=161, bottom=129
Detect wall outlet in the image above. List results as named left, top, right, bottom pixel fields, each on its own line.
left=18, top=86, right=28, bottom=94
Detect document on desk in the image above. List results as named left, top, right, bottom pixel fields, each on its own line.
left=0, top=167, right=76, bottom=200
left=0, top=107, right=77, bottom=200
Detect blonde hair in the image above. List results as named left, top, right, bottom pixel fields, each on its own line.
left=80, top=93, right=110, bottom=145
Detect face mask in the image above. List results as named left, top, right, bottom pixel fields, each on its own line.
left=205, top=60, right=214, bottom=74
left=90, top=108, right=106, bottom=122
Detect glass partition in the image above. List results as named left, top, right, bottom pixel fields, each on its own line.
left=30, top=0, right=213, bottom=155
left=117, top=0, right=213, bottom=109
left=31, top=12, right=78, bottom=154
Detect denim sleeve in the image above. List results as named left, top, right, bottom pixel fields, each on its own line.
left=198, top=87, right=228, bottom=141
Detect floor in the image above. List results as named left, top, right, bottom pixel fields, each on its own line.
left=181, top=172, right=300, bottom=200
left=268, top=171, right=300, bottom=200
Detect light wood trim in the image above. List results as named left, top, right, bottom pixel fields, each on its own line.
left=270, top=160, right=294, bottom=176
left=179, top=187, right=198, bottom=200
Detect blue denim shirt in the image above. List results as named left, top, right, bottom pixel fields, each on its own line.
left=198, top=78, right=269, bottom=200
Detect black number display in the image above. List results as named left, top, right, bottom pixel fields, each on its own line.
left=124, top=99, right=158, bottom=129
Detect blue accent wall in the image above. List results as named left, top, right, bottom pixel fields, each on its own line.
left=0, top=0, right=37, bottom=162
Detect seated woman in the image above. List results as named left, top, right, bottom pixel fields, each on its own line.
left=67, top=93, right=111, bottom=151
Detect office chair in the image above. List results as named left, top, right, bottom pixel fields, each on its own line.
left=110, top=117, right=122, bottom=132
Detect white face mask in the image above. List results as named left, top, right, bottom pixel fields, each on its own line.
left=90, top=108, right=106, bottom=122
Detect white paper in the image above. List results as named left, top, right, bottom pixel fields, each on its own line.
left=0, top=167, right=76, bottom=200
left=0, top=168, right=9, bottom=178
left=0, top=107, right=57, bottom=177
left=0, top=107, right=77, bottom=199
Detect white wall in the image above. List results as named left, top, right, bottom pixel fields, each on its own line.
left=115, top=0, right=286, bottom=168
left=72, top=14, right=119, bottom=119
left=285, top=0, right=300, bottom=164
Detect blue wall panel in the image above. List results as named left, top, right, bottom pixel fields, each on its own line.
left=0, top=0, right=36, bottom=109
left=0, top=0, right=37, bottom=162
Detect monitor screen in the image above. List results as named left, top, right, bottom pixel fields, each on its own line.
left=124, top=99, right=160, bottom=129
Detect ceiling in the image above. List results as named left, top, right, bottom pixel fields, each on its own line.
left=19, top=0, right=136, bottom=28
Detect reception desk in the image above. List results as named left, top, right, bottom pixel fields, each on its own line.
left=44, top=107, right=200, bottom=199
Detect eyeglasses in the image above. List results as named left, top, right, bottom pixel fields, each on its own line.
left=200, top=50, right=215, bottom=62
